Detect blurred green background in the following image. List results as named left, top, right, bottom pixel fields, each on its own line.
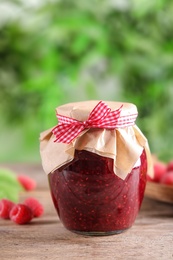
left=0, top=0, right=173, bottom=163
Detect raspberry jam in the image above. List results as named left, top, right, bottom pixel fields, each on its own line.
left=48, top=149, right=147, bottom=235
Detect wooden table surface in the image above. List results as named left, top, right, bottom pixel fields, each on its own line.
left=0, top=163, right=173, bottom=260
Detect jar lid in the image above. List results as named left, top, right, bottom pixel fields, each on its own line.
left=56, top=100, right=138, bottom=122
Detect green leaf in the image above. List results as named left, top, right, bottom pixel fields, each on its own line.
left=0, top=168, right=23, bottom=202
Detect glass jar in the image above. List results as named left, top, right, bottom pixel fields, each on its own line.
left=48, top=149, right=147, bottom=235
left=40, top=100, right=152, bottom=236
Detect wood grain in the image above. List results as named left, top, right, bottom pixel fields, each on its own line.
left=0, top=163, right=173, bottom=260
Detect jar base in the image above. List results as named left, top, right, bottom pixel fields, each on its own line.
left=70, top=228, right=129, bottom=236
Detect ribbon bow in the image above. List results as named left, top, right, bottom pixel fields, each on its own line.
left=52, top=101, right=137, bottom=144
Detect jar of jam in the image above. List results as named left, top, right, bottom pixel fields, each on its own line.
left=40, top=101, right=152, bottom=236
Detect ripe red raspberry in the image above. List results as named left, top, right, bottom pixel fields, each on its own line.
left=10, top=204, right=33, bottom=224
left=153, top=162, right=167, bottom=182
left=160, top=171, right=173, bottom=186
left=24, top=197, right=44, bottom=217
left=0, top=199, right=15, bottom=219
left=167, top=161, right=173, bottom=172
left=17, top=175, right=36, bottom=191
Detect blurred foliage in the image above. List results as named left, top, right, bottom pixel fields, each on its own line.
left=0, top=0, right=173, bottom=162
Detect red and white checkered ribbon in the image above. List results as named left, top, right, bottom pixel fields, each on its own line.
left=52, top=101, right=138, bottom=144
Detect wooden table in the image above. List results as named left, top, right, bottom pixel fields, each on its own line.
left=0, top=163, right=173, bottom=260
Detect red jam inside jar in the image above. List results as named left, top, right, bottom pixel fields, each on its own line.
left=48, top=149, right=147, bottom=235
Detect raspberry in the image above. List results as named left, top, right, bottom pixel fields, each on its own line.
left=160, top=171, right=173, bottom=186
left=10, top=204, right=33, bottom=224
left=153, top=162, right=167, bottom=182
left=0, top=199, right=15, bottom=219
left=167, top=161, right=173, bottom=172
left=24, top=197, right=44, bottom=217
left=17, top=175, right=36, bottom=191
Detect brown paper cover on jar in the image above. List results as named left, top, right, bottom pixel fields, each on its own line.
left=40, top=100, right=153, bottom=179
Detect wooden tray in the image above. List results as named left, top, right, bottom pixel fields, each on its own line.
left=145, top=181, right=173, bottom=204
